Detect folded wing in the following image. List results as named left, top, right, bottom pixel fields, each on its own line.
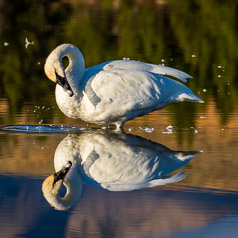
left=83, top=60, right=193, bottom=111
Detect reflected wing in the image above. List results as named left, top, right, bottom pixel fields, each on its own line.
left=147, top=172, right=188, bottom=188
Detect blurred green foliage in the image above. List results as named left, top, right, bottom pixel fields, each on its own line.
left=0, top=0, right=237, bottom=126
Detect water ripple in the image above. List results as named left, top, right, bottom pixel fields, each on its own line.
left=0, top=125, right=86, bottom=134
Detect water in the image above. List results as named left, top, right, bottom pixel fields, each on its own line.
left=0, top=0, right=238, bottom=237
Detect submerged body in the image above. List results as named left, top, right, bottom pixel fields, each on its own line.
left=44, top=44, right=203, bottom=128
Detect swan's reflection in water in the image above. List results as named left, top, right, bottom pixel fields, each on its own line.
left=42, top=130, right=201, bottom=210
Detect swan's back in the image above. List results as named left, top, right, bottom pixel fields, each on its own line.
left=80, top=60, right=203, bottom=125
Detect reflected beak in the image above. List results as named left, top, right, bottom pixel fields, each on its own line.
left=53, top=161, right=72, bottom=187
left=55, top=71, right=74, bottom=97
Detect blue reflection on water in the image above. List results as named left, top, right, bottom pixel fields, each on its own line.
left=0, top=176, right=69, bottom=238
left=1, top=175, right=238, bottom=238
left=174, top=215, right=238, bottom=238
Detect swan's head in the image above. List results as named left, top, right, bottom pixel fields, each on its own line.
left=44, top=44, right=80, bottom=97
left=42, top=161, right=82, bottom=210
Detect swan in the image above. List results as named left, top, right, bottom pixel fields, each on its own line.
left=42, top=130, right=202, bottom=210
left=44, top=44, right=203, bottom=129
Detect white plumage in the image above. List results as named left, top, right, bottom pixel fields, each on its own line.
left=44, top=44, right=203, bottom=129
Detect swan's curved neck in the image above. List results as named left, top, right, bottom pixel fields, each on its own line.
left=61, top=45, right=85, bottom=90
left=53, top=45, right=86, bottom=118
left=55, top=179, right=82, bottom=210
left=42, top=168, right=83, bottom=210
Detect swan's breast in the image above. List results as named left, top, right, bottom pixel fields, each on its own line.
left=55, top=85, right=82, bottom=119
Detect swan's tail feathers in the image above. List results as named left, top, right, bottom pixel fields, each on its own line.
left=148, top=64, right=193, bottom=82
left=175, top=93, right=204, bottom=103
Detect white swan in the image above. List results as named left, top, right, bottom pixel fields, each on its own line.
left=42, top=130, right=202, bottom=210
left=44, top=44, right=203, bottom=129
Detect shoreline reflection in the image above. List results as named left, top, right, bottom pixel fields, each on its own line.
left=42, top=130, right=202, bottom=210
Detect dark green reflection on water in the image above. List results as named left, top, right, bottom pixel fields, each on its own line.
left=0, top=0, right=237, bottom=126
left=169, top=0, right=238, bottom=125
